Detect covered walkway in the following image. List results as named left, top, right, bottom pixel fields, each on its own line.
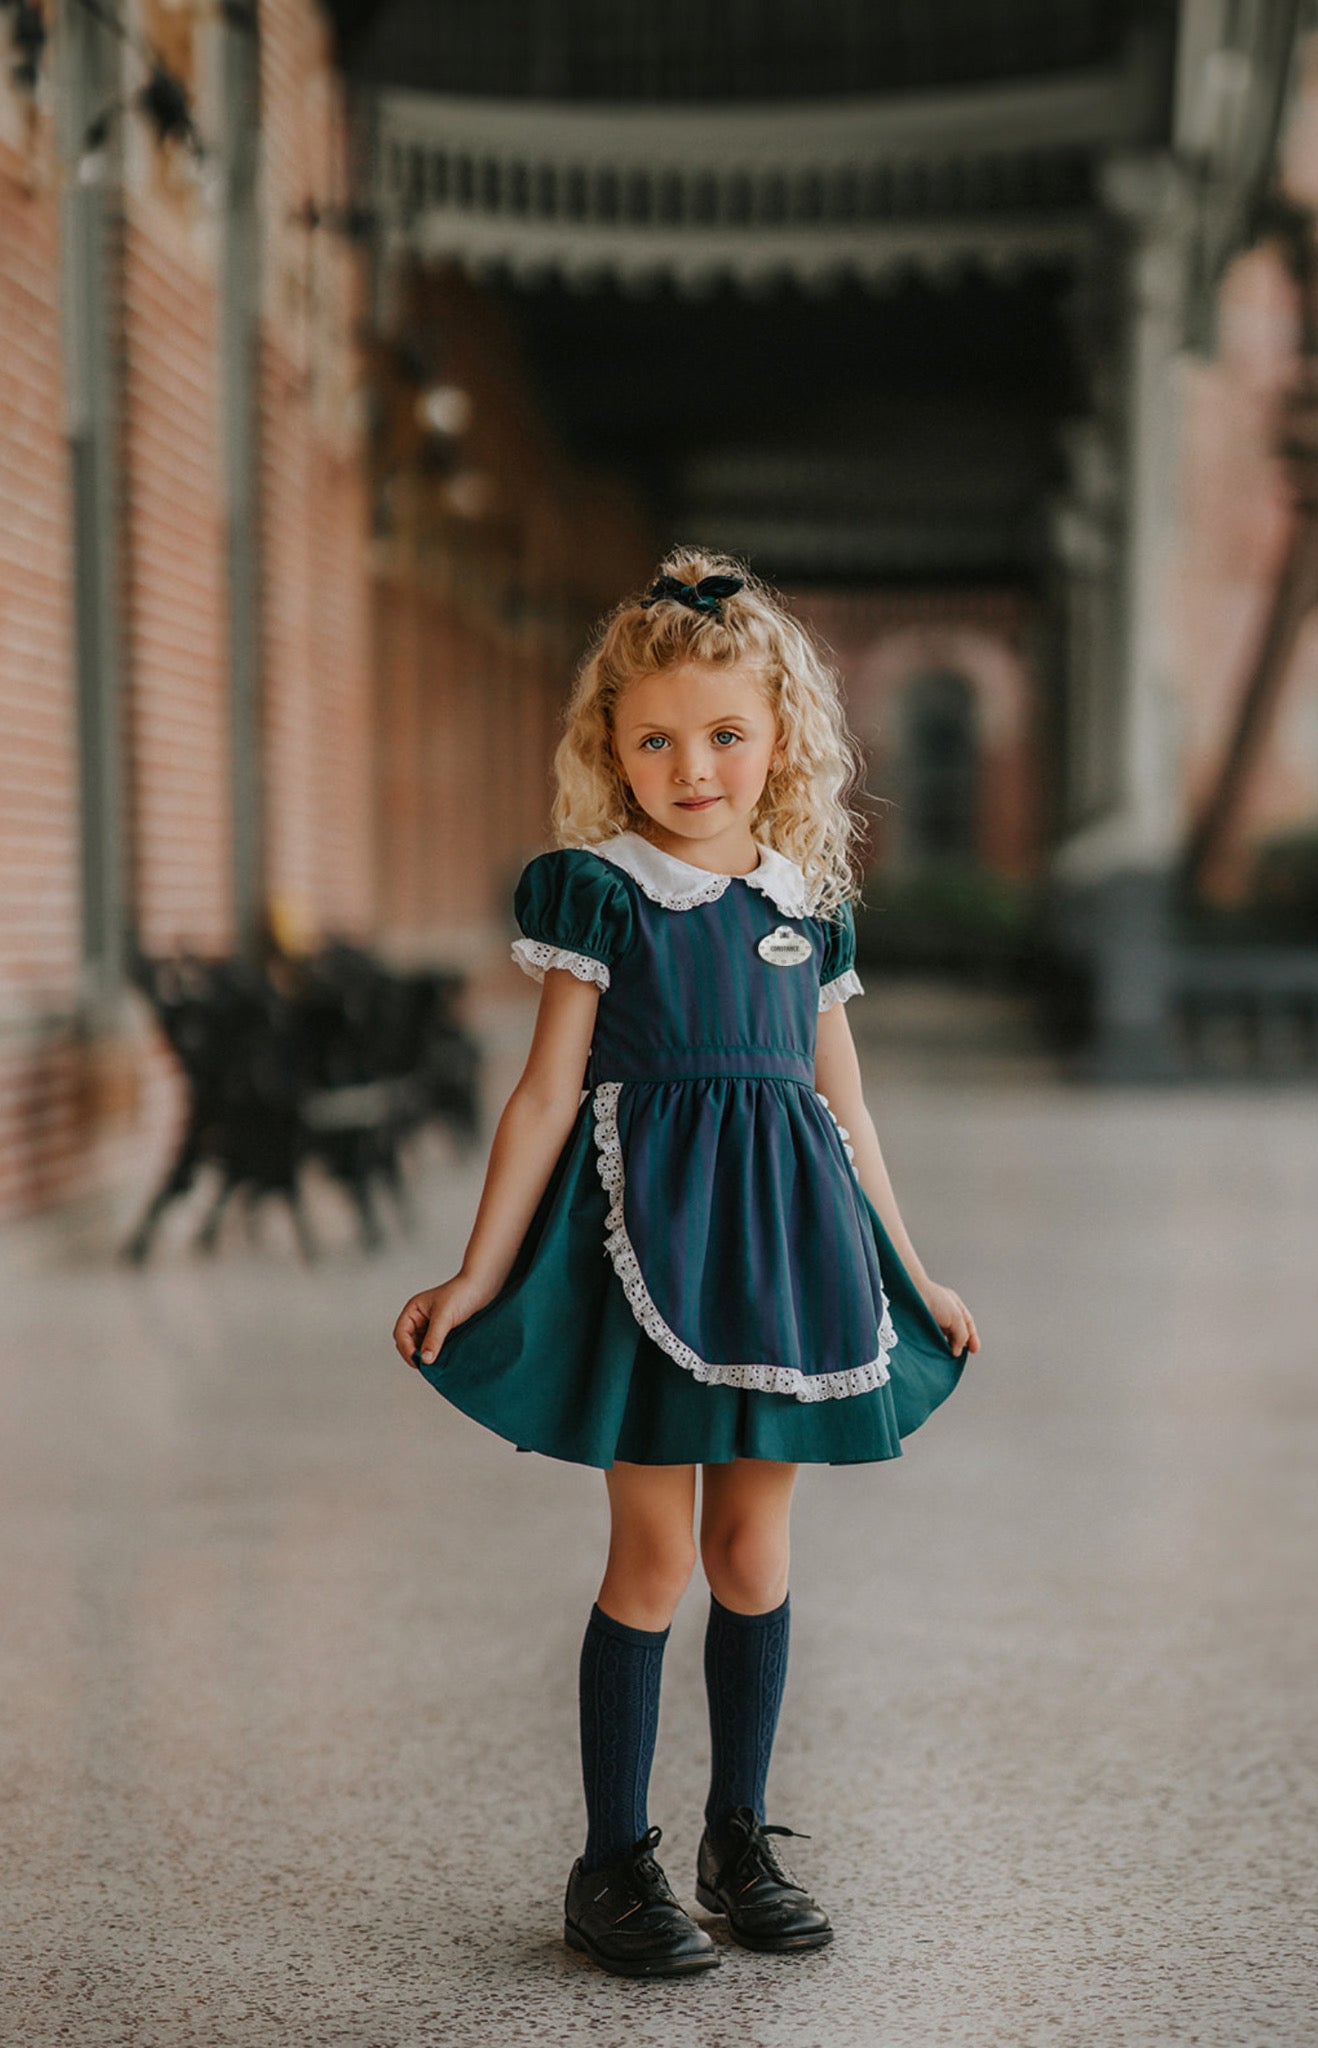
left=4, top=992, right=1313, bottom=2047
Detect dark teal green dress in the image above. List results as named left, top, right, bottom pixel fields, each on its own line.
left=413, top=831, right=965, bottom=1467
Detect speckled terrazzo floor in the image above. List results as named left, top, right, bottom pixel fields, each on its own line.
left=3, top=987, right=1316, bottom=2048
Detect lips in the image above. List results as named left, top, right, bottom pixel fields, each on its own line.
left=676, top=797, right=719, bottom=809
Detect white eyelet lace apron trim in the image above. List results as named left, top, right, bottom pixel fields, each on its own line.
left=590, top=1081, right=896, bottom=1402
left=511, top=938, right=610, bottom=991
left=813, top=1089, right=858, bottom=1169
left=819, top=968, right=864, bottom=1012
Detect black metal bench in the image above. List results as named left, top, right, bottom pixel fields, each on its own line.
left=121, top=942, right=482, bottom=1263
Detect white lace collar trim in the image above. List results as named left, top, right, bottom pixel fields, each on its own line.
left=587, top=830, right=815, bottom=917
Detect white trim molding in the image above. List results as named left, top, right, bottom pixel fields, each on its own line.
left=371, top=68, right=1150, bottom=290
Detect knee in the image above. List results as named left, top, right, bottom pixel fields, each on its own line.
left=645, top=1532, right=698, bottom=1611
left=604, top=1528, right=697, bottom=1625
left=701, top=1521, right=789, bottom=1613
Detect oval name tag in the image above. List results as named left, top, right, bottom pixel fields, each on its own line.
left=757, top=924, right=813, bottom=967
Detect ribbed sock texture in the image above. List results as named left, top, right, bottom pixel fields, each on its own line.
left=578, top=1602, right=669, bottom=1873
left=703, top=1590, right=791, bottom=1831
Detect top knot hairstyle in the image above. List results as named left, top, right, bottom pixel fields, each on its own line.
left=639, top=571, right=745, bottom=617
left=550, top=549, right=868, bottom=919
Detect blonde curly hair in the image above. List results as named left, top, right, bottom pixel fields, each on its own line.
left=550, top=548, right=867, bottom=919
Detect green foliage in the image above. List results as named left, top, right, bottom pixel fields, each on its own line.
left=855, top=861, right=1041, bottom=980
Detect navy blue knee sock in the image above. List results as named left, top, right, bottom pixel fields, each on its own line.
left=703, top=1590, right=791, bottom=1831
left=578, top=1602, right=670, bottom=1873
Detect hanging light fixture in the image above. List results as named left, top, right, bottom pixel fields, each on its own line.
left=416, top=385, right=473, bottom=437
left=5, top=0, right=47, bottom=94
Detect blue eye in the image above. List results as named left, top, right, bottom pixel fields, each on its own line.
left=637, top=730, right=741, bottom=752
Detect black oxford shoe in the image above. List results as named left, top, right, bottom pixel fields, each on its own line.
left=695, top=1806, right=833, bottom=1952
left=564, top=1825, right=720, bottom=1978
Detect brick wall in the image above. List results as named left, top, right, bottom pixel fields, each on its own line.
left=1169, top=42, right=1318, bottom=903
left=0, top=89, right=83, bottom=1220
left=120, top=215, right=230, bottom=953
left=368, top=265, right=653, bottom=962
left=259, top=4, right=375, bottom=951
left=0, top=9, right=649, bottom=1231
left=1170, top=244, right=1315, bottom=902
left=794, top=588, right=1043, bottom=884
left=0, top=2, right=376, bottom=1229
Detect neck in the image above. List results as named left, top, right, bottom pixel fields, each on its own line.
left=631, top=821, right=762, bottom=877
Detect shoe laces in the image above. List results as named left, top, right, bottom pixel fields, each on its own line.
left=722, top=1807, right=811, bottom=1890
left=624, top=1824, right=675, bottom=1903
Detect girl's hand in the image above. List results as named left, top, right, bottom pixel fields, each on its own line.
left=919, top=1281, right=980, bottom=1360
left=393, top=1273, right=495, bottom=1370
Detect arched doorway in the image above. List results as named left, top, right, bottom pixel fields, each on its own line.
left=902, top=669, right=979, bottom=865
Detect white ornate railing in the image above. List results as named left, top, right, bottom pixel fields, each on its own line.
left=373, top=66, right=1150, bottom=289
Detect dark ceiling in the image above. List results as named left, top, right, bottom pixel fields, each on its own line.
left=494, top=268, right=1080, bottom=459
left=337, top=0, right=1173, bottom=585
left=486, top=265, right=1083, bottom=583
left=331, top=0, right=1168, bottom=102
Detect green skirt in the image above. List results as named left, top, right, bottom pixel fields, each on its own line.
left=414, top=1094, right=965, bottom=1468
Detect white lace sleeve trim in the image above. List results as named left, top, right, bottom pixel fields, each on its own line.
left=590, top=1080, right=896, bottom=1403
left=819, top=968, right=864, bottom=1011
left=511, top=938, right=610, bottom=991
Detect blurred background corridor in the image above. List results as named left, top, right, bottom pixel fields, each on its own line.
left=2, top=3, right=1316, bottom=2043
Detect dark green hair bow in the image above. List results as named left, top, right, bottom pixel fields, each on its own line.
left=639, top=573, right=745, bottom=618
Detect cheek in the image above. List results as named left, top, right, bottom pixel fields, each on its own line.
left=730, top=742, right=772, bottom=780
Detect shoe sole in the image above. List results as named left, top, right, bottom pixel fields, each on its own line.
left=694, top=1882, right=834, bottom=1952
left=564, top=1917, right=720, bottom=1977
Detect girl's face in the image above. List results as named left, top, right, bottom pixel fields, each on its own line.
left=611, top=659, right=781, bottom=866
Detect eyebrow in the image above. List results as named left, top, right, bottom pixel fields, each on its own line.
left=624, top=715, right=756, bottom=735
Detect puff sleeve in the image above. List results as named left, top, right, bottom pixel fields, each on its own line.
left=511, top=850, right=636, bottom=993
left=818, top=900, right=864, bottom=1012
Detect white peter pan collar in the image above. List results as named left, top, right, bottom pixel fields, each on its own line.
left=589, top=830, right=815, bottom=918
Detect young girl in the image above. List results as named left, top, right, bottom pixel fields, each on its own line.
left=392, top=552, right=979, bottom=1980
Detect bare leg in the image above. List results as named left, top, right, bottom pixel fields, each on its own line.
left=597, top=1460, right=698, bottom=1630
left=699, top=1458, right=798, bottom=1612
